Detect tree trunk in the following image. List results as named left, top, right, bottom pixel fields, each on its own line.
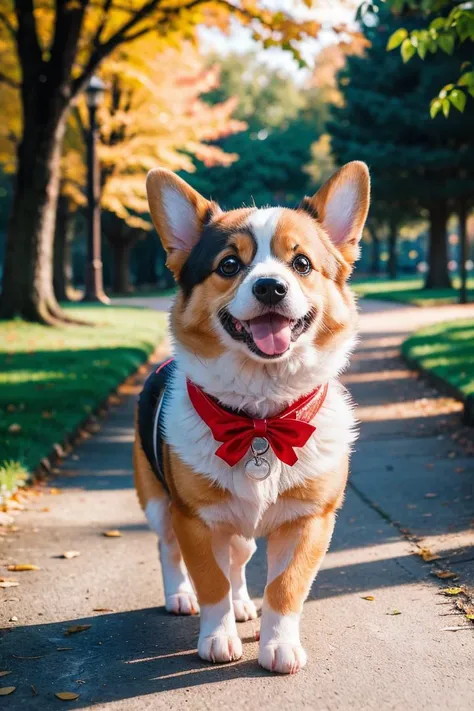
left=387, top=220, right=398, bottom=280
left=458, top=199, right=468, bottom=304
left=0, top=111, right=68, bottom=323
left=425, top=200, right=452, bottom=290
left=111, top=243, right=132, bottom=294
left=53, top=194, right=74, bottom=302
left=367, top=226, right=380, bottom=274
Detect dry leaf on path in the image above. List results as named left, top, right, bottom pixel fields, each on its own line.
left=0, top=581, right=19, bottom=588
left=0, top=687, right=15, bottom=696
left=61, top=551, right=80, bottom=560
left=387, top=610, right=401, bottom=615
left=465, top=614, right=474, bottom=621
left=93, top=608, right=114, bottom=612
left=65, top=625, right=91, bottom=636
left=441, top=587, right=463, bottom=596
left=432, top=570, right=458, bottom=580
left=417, top=548, right=441, bottom=562
left=55, top=692, right=79, bottom=701
left=103, top=530, right=121, bottom=538
left=7, top=564, right=40, bottom=572
left=361, top=595, right=375, bottom=601
left=0, top=672, right=11, bottom=677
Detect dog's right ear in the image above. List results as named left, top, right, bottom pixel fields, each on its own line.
left=146, top=168, right=220, bottom=278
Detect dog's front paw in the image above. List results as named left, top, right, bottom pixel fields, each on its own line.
left=166, top=592, right=199, bottom=615
left=258, top=643, right=307, bottom=674
left=198, top=635, right=243, bottom=663
left=233, top=598, right=258, bottom=622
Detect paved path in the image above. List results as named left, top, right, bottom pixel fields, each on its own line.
left=1, top=299, right=473, bottom=710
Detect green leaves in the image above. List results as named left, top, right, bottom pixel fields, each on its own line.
left=438, top=32, right=455, bottom=55
left=387, top=28, right=407, bottom=51
left=449, top=89, right=466, bottom=112
left=401, top=38, right=416, bottom=62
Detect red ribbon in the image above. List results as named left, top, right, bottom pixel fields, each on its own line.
left=186, top=379, right=328, bottom=467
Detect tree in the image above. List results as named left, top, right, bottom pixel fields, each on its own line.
left=187, top=52, right=328, bottom=208
left=0, top=0, right=320, bottom=324
left=74, top=39, right=245, bottom=294
left=327, top=2, right=474, bottom=289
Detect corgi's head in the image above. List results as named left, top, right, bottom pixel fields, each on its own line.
left=146, top=163, right=369, bottom=375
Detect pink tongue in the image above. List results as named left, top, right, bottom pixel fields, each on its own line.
left=248, top=314, right=291, bottom=356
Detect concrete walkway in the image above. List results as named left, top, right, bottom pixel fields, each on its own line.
left=1, top=299, right=473, bottom=710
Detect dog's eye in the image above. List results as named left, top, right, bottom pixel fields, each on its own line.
left=292, top=254, right=312, bottom=276
left=217, top=256, right=242, bottom=278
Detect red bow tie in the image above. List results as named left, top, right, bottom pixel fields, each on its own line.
left=186, top=379, right=328, bottom=467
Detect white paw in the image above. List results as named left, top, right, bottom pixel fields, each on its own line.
left=258, top=643, right=307, bottom=674
left=233, top=598, right=258, bottom=622
left=198, top=635, right=243, bottom=664
left=166, top=592, right=199, bottom=615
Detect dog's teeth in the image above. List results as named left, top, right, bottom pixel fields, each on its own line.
left=234, top=320, right=242, bottom=332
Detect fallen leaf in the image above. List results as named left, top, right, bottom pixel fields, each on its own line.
left=57, top=647, right=73, bottom=651
left=466, top=614, right=474, bottom=621
left=31, top=685, right=38, bottom=696
left=9, top=616, right=18, bottom=622
left=93, top=608, right=114, bottom=612
left=387, top=610, right=401, bottom=615
left=49, top=488, right=61, bottom=495
left=417, top=548, right=441, bottom=562
left=65, top=624, right=91, bottom=636
left=55, top=692, right=79, bottom=701
left=0, top=672, right=11, bottom=678
left=0, top=581, right=19, bottom=588
left=61, top=551, right=80, bottom=560
left=441, top=587, right=463, bottom=596
left=432, top=570, right=458, bottom=580
left=0, top=687, right=16, bottom=696
left=361, top=595, right=375, bottom=601
left=7, top=424, right=21, bottom=434
left=103, top=530, right=121, bottom=538
left=7, top=564, right=40, bottom=572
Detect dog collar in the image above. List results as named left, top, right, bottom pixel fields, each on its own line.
left=186, top=378, right=328, bottom=475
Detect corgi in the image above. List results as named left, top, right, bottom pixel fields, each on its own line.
left=134, top=162, right=370, bottom=674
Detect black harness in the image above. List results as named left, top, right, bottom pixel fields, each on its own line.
left=137, top=358, right=176, bottom=495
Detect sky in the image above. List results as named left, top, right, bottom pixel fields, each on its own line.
left=200, top=0, right=360, bottom=77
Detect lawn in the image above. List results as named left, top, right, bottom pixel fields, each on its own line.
left=0, top=305, right=167, bottom=500
left=402, top=319, right=474, bottom=399
left=351, top=275, right=474, bottom=307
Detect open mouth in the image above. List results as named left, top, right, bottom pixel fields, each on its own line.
left=218, top=309, right=315, bottom=359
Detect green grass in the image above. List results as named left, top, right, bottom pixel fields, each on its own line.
left=0, top=305, right=167, bottom=500
left=352, top=276, right=474, bottom=307
left=402, top=319, right=474, bottom=398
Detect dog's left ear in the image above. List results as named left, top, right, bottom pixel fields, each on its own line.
left=146, top=168, right=220, bottom=278
left=300, top=161, right=370, bottom=264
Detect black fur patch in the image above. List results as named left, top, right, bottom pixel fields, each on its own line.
left=179, top=221, right=256, bottom=298
left=298, top=196, right=319, bottom=221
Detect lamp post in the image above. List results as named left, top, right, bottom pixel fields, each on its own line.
left=83, top=75, right=109, bottom=304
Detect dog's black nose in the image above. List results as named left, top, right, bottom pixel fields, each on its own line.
left=252, top=277, right=288, bottom=306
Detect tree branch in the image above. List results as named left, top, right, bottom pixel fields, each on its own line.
left=0, top=10, right=17, bottom=39
left=0, top=71, right=20, bottom=89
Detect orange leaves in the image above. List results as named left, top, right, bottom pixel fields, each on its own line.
left=7, top=564, right=40, bottom=572
left=0, top=687, right=16, bottom=696
left=416, top=548, right=441, bottom=562
left=361, top=595, right=375, bottom=601
left=432, top=570, right=459, bottom=580
left=103, top=530, right=121, bottom=538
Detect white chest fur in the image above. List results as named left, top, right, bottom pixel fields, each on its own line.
left=163, top=363, right=357, bottom=539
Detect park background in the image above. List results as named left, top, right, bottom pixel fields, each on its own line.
left=0, top=2, right=473, bottom=707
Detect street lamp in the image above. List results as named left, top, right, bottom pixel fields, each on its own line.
left=83, top=75, right=109, bottom=304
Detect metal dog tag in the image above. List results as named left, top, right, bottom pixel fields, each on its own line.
left=245, top=437, right=271, bottom=481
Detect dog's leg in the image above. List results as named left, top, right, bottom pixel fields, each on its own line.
left=133, top=427, right=198, bottom=615
left=172, top=505, right=242, bottom=663
left=145, top=497, right=199, bottom=615
left=259, top=513, right=336, bottom=674
left=230, top=536, right=258, bottom=622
